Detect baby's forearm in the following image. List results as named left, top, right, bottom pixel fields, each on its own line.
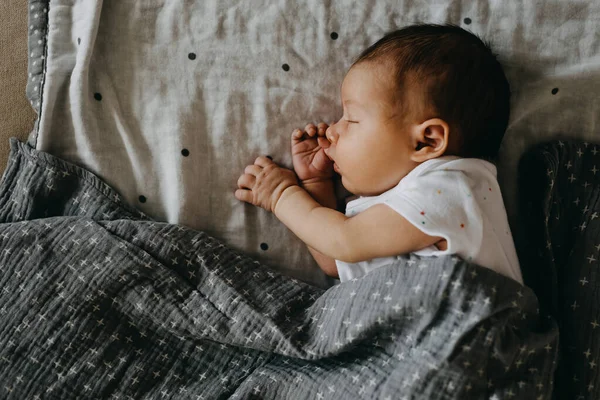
left=300, top=181, right=340, bottom=277
left=274, top=185, right=348, bottom=260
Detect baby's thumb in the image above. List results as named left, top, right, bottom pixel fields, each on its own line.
left=318, top=136, right=330, bottom=147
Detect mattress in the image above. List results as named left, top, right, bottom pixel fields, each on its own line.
left=25, top=0, right=600, bottom=290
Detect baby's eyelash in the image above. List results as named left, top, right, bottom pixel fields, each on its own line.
left=345, top=120, right=358, bottom=124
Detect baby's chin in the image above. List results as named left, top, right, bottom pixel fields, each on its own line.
left=338, top=175, right=353, bottom=193
left=340, top=177, right=365, bottom=197
left=344, top=179, right=390, bottom=197
left=339, top=174, right=381, bottom=196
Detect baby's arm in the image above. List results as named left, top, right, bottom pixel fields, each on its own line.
left=307, top=247, right=338, bottom=278
left=274, top=185, right=443, bottom=265
left=301, top=180, right=339, bottom=278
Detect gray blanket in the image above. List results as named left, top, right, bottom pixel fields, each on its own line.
left=0, top=137, right=558, bottom=399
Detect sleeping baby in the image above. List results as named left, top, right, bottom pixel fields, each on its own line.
left=235, top=23, right=523, bottom=285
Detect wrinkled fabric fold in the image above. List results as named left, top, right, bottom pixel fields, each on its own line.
left=0, top=137, right=558, bottom=399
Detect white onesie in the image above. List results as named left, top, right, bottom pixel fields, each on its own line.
left=335, top=156, right=524, bottom=285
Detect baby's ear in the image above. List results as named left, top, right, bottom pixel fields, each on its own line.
left=410, top=118, right=449, bottom=163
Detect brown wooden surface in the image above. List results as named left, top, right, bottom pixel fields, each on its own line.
left=0, top=0, right=36, bottom=175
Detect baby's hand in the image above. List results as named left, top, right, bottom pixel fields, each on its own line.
left=291, top=123, right=334, bottom=184
left=235, top=156, right=299, bottom=213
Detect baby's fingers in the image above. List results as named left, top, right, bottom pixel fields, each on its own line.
left=237, top=172, right=256, bottom=189
left=304, top=123, right=317, bottom=137
left=292, top=128, right=305, bottom=142
left=317, top=122, right=329, bottom=136
left=317, top=136, right=330, bottom=149
left=235, top=188, right=253, bottom=203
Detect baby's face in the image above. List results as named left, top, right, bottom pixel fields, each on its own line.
left=325, top=62, right=419, bottom=196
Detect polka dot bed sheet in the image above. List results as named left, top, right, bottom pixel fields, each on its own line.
left=25, top=0, right=600, bottom=290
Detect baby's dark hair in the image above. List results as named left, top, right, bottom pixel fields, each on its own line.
left=352, top=23, right=511, bottom=160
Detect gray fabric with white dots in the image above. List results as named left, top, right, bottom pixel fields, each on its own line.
left=24, top=1, right=600, bottom=291
left=0, top=138, right=558, bottom=399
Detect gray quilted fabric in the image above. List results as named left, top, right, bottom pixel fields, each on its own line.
left=0, top=137, right=558, bottom=399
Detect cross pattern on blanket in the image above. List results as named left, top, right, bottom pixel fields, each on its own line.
left=517, top=140, right=600, bottom=400
left=0, top=138, right=558, bottom=399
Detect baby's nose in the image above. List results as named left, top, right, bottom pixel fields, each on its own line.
left=325, top=126, right=336, bottom=143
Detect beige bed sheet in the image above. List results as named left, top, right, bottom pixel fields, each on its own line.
left=0, top=0, right=35, bottom=175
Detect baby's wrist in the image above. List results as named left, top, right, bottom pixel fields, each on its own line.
left=301, top=179, right=336, bottom=209
left=300, top=177, right=334, bottom=187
